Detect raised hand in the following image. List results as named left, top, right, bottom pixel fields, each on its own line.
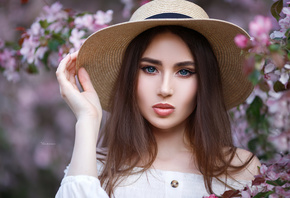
left=56, top=51, right=102, bottom=123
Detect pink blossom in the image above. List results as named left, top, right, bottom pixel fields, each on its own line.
left=279, top=17, right=290, bottom=32
left=35, top=46, right=47, bottom=60
left=264, top=63, right=276, bottom=74
left=34, top=46, right=48, bottom=66
left=279, top=169, right=290, bottom=181
left=69, top=29, right=86, bottom=50
left=241, top=185, right=259, bottom=198
left=270, top=30, right=285, bottom=39
left=271, top=8, right=290, bottom=39
left=279, top=72, right=289, bottom=85
left=39, top=2, right=68, bottom=34
left=74, top=10, right=113, bottom=33
left=241, top=191, right=251, bottom=198
left=264, top=73, right=279, bottom=81
left=94, top=10, right=113, bottom=26
left=282, top=7, right=290, bottom=16
left=269, top=193, right=279, bottom=198
left=249, top=15, right=272, bottom=46
left=0, top=49, right=17, bottom=69
left=266, top=166, right=280, bottom=180
left=275, top=186, right=290, bottom=196
left=260, top=164, right=268, bottom=174
left=41, top=2, right=68, bottom=23
left=28, top=22, right=44, bottom=36
left=0, top=48, right=19, bottom=82
left=3, top=68, right=20, bottom=82
left=43, top=1, right=62, bottom=14
left=121, top=0, right=134, bottom=18
left=20, top=36, right=40, bottom=64
left=234, top=34, right=249, bottom=48
left=74, top=14, right=95, bottom=31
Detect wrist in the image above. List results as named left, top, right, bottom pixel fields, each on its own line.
left=75, top=116, right=101, bottom=141
left=76, top=113, right=102, bottom=125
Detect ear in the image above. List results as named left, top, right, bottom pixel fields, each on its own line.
left=78, top=67, right=95, bottom=92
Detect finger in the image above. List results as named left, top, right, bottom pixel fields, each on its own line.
left=56, top=54, right=71, bottom=75
left=78, top=67, right=95, bottom=92
left=56, top=56, right=77, bottom=92
left=70, top=50, right=79, bottom=61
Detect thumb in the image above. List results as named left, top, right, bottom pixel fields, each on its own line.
left=78, top=67, right=95, bottom=92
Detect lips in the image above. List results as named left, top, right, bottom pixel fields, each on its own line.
left=152, top=103, right=175, bottom=116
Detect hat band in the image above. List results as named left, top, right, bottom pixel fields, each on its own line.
left=146, top=13, right=191, bottom=19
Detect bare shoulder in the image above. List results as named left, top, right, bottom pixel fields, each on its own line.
left=230, top=148, right=261, bottom=181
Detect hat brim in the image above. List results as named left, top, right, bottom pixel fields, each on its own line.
left=76, top=18, right=253, bottom=111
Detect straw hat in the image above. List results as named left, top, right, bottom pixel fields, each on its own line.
left=76, top=0, right=253, bottom=111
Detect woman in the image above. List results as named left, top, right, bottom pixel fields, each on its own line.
left=56, top=0, right=260, bottom=197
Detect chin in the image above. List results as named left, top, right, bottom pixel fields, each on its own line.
left=148, top=119, right=186, bottom=132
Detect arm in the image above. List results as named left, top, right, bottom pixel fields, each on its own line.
left=56, top=51, right=102, bottom=177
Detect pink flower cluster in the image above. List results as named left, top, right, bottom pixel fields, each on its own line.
left=270, top=7, right=290, bottom=39
left=234, top=15, right=272, bottom=52
left=244, top=155, right=290, bottom=198
left=202, top=155, right=290, bottom=198
left=72, top=10, right=113, bottom=53
left=0, top=39, right=20, bottom=82
left=18, top=2, right=113, bottom=72
left=234, top=11, right=289, bottom=87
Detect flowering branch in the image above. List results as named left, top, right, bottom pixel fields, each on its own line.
left=231, top=0, right=290, bottom=161
left=204, top=154, right=290, bottom=198
left=0, top=2, right=113, bottom=82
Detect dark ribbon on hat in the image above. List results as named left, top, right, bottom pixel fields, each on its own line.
left=146, top=13, right=191, bottom=19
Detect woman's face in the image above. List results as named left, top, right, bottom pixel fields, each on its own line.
left=137, top=32, right=198, bottom=131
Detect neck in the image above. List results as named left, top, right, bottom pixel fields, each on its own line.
left=152, top=123, right=191, bottom=159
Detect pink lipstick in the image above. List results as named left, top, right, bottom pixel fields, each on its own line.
left=152, top=103, right=175, bottom=116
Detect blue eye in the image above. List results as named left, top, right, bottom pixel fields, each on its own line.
left=142, top=66, right=157, bottom=74
left=178, top=69, right=194, bottom=76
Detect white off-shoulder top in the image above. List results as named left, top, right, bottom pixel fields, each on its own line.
left=55, top=160, right=252, bottom=198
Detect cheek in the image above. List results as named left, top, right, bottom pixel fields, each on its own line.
left=137, top=74, right=155, bottom=107
left=178, top=80, right=198, bottom=109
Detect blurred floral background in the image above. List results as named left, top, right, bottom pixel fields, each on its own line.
left=0, top=0, right=289, bottom=197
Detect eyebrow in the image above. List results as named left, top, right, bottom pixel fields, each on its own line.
left=140, top=57, right=195, bottom=67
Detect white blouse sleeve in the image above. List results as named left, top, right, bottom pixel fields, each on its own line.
left=55, top=165, right=109, bottom=198
left=55, top=175, right=109, bottom=198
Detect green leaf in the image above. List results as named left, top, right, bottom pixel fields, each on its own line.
left=273, top=80, right=286, bottom=92
left=253, top=191, right=274, bottom=198
left=269, top=44, right=280, bottom=52
left=271, top=0, right=283, bottom=21
left=266, top=178, right=287, bottom=186
left=48, top=39, right=61, bottom=51
left=248, top=69, right=260, bottom=85
left=42, top=51, right=50, bottom=70
left=248, top=138, right=259, bottom=152
left=27, top=64, right=39, bottom=74
left=39, top=20, right=49, bottom=29
left=246, top=96, right=266, bottom=131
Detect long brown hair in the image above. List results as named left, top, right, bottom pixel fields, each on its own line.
left=98, top=26, right=253, bottom=196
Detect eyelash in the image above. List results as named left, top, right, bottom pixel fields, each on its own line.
left=140, top=66, right=196, bottom=77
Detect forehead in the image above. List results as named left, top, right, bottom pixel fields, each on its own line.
left=141, top=32, right=194, bottom=61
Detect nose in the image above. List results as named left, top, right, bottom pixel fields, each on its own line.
left=158, top=72, right=173, bottom=97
